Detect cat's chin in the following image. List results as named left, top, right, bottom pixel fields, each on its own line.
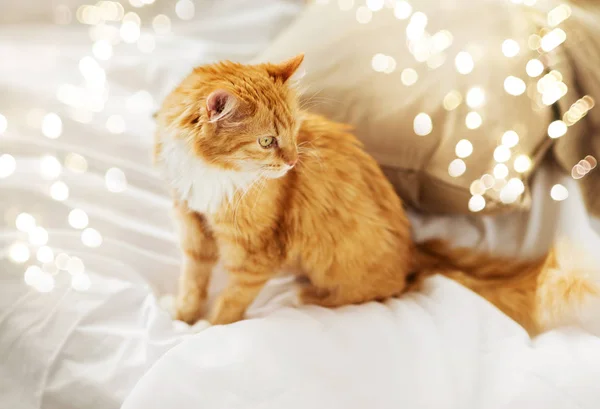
left=262, top=167, right=291, bottom=179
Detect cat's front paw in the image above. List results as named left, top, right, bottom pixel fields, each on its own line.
left=174, top=292, right=206, bottom=325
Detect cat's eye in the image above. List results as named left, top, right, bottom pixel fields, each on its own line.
left=258, top=136, right=276, bottom=148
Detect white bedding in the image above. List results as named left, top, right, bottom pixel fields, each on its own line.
left=1, top=1, right=600, bottom=408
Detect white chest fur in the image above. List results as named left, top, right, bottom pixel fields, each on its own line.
left=160, top=138, right=257, bottom=214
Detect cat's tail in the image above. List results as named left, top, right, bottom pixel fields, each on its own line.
left=411, top=239, right=599, bottom=334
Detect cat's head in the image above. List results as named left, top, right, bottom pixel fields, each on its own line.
left=157, top=54, right=304, bottom=179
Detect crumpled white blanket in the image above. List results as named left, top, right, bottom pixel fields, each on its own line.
left=123, top=275, right=600, bottom=409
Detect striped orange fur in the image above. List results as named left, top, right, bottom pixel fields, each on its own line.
left=155, top=56, right=597, bottom=332
left=156, top=55, right=413, bottom=325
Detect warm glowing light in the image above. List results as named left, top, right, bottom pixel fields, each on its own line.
left=414, top=113, right=433, bottom=136
left=0, top=113, right=6, bottom=134
left=356, top=6, right=372, bottom=23
left=65, top=153, right=88, bottom=173
left=40, top=155, right=62, bottom=180
left=50, top=181, right=69, bottom=201
left=585, top=155, right=597, bottom=168
left=401, top=68, right=418, bottom=86
left=541, top=28, right=566, bottom=52
left=106, top=115, right=126, bottom=134
left=24, top=265, right=42, bottom=286
left=455, top=52, right=474, bottom=74
left=494, top=163, right=509, bottom=179
left=504, top=76, right=526, bottom=96
left=465, top=112, right=482, bottom=129
left=34, top=271, right=55, bottom=293
left=470, top=180, right=486, bottom=196
left=96, top=1, right=124, bottom=21
left=120, top=21, right=140, bottom=43
left=175, top=0, right=195, bottom=20
left=82, top=228, right=103, bottom=247
left=138, top=34, right=156, bottom=53
left=541, top=82, right=568, bottom=106
left=68, top=209, right=89, bottom=229
left=15, top=213, right=36, bottom=232
left=366, top=0, right=384, bottom=11
left=42, top=113, right=63, bottom=139
left=493, top=178, right=508, bottom=192
left=466, top=87, right=485, bottom=108
left=338, top=0, right=354, bottom=11
left=526, top=59, right=544, bottom=77
left=371, top=53, right=388, bottom=72
left=501, top=131, right=519, bottom=148
left=500, top=178, right=525, bottom=204
left=28, top=226, right=48, bottom=246
left=502, top=39, right=520, bottom=57
left=468, top=195, right=486, bottom=212
left=548, top=4, right=571, bottom=27
left=383, top=56, right=397, bottom=74
left=448, top=159, right=466, bottom=177
left=550, top=184, right=568, bottom=201
left=71, top=274, right=92, bottom=291
left=548, top=120, right=567, bottom=138
left=56, top=253, right=70, bottom=270
left=431, top=30, right=453, bottom=53
left=528, top=34, right=542, bottom=50
left=153, top=14, right=172, bottom=34
left=92, top=40, right=113, bottom=60
left=494, top=145, right=511, bottom=163
left=537, top=71, right=563, bottom=93
left=573, top=156, right=598, bottom=179
left=67, top=256, right=85, bottom=275
left=79, top=56, right=106, bottom=89
left=443, top=91, right=462, bottom=111
left=564, top=96, right=594, bottom=125
left=455, top=139, right=473, bottom=158
left=513, top=155, right=532, bottom=173
left=9, top=242, right=30, bottom=263
left=481, top=174, right=494, bottom=189
left=394, top=1, right=412, bottom=19
left=36, top=246, right=54, bottom=263
left=0, top=154, right=16, bottom=178
left=105, top=167, right=128, bottom=192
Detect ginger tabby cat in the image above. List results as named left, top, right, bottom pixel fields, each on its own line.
left=154, top=54, right=414, bottom=325
left=155, top=54, right=598, bottom=332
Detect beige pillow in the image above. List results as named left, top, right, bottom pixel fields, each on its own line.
left=553, top=1, right=600, bottom=217
left=256, top=1, right=556, bottom=214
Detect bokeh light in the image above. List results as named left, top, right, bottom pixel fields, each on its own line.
left=550, top=184, right=569, bottom=201
left=448, top=159, right=466, bottom=177
left=468, top=195, right=486, bottom=212
left=501, top=130, right=519, bottom=148
left=455, top=139, right=473, bottom=158
left=414, top=113, right=433, bottom=136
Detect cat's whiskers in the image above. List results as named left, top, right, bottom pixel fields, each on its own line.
left=250, top=172, right=272, bottom=212
left=298, top=88, right=338, bottom=111
left=298, top=145, right=324, bottom=171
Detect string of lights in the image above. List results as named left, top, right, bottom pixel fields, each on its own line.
left=1, top=0, right=195, bottom=292
left=337, top=0, right=595, bottom=211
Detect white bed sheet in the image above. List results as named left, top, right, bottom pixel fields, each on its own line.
left=1, top=1, right=600, bottom=409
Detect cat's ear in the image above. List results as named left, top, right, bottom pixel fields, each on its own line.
left=267, top=53, right=305, bottom=83
left=206, top=89, right=237, bottom=123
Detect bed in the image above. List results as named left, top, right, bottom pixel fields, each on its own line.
left=1, top=1, right=599, bottom=408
